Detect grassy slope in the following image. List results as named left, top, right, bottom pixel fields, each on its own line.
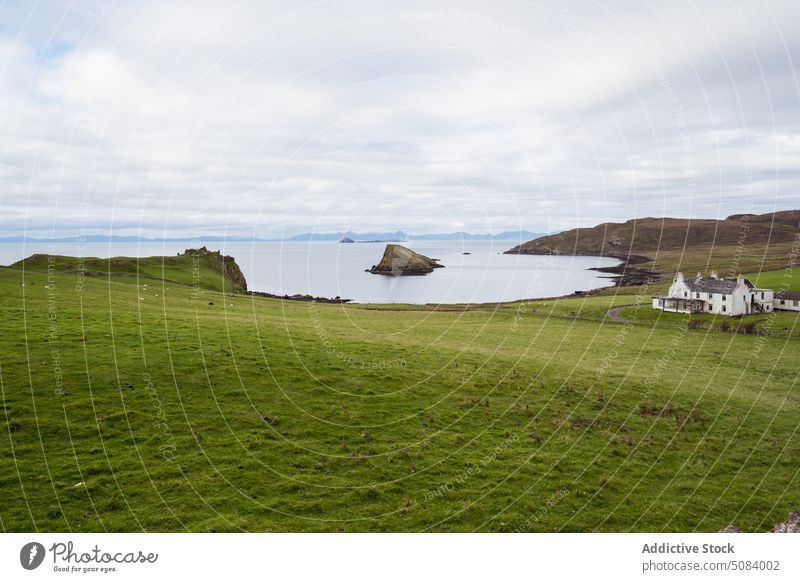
left=12, top=250, right=247, bottom=294
left=748, top=268, right=800, bottom=292
left=0, top=259, right=798, bottom=532
left=646, top=241, right=798, bottom=274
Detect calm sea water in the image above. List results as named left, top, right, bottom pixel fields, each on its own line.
left=0, top=241, right=619, bottom=304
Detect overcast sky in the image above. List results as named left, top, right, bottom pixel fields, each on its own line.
left=0, top=0, right=798, bottom=238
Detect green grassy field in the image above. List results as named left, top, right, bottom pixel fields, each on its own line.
left=748, top=268, right=800, bottom=292
left=0, top=255, right=798, bottom=532
left=643, top=241, right=799, bottom=275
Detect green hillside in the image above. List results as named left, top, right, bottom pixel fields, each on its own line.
left=0, top=254, right=798, bottom=532
left=10, top=246, right=248, bottom=294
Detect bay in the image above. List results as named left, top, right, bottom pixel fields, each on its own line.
left=0, top=240, right=619, bottom=304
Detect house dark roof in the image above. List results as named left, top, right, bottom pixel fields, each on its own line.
left=685, top=276, right=752, bottom=294
left=776, top=290, right=800, bottom=300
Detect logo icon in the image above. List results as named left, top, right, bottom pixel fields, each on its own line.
left=20, top=542, right=46, bottom=570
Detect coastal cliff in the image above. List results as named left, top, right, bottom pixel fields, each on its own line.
left=184, top=247, right=248, bottom=291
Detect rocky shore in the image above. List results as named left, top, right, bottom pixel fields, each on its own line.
left=248, top=290, right=351, bottom=303
left=588, top=252, right=663, bottom=287
left=719, top=511, right=800, bottom=533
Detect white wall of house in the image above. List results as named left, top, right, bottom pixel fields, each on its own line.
left=711, top=291, right=733, bottom=315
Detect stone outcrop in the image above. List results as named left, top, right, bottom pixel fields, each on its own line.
left=367, top=244, right=444, bottom=276
left=772, top=511, right=800, bottom=533
left=184, top=247, right=248, bottom=291
left=718, top=511, right=799, bottom=533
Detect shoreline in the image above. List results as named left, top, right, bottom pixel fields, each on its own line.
left=504, top=249, right=664, bottom=290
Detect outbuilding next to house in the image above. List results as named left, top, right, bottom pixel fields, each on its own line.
left=775, top=290, right=800, bottom=312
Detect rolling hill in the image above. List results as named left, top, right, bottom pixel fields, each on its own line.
left=506, top=211, right=799, bottom=275
left=506, top=211, right=799, bottom=256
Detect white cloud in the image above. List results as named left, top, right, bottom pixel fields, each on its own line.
left=0, top=0, right=798, bottom=238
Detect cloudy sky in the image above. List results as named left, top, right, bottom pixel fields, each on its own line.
left=0, top=0, right=798, bottom=238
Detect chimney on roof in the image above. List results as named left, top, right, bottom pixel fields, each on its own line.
left=696, top=272, right=702, bottom=281
left=710, top=270, right=718, bottom=279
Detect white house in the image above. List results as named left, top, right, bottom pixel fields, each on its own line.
left=775, top=290, right=800, bottom=312
left=652, top=271, right=774, bottom=316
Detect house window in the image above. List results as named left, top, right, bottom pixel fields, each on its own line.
left=696, top=292, right=700, bottom=298
left=761, top=292, right=765, bottom=299
left=722, top=305, right=726, bottom=312
left=707, top=304, right=712, bottom=310
left=684, top=291, right=688, bottom=297
left=722, top=294, right=726, bottom=301
left=795, top=300, right=799, bottom=307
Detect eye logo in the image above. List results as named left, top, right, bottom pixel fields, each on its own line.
left=20, top=542, right=46, bottom=570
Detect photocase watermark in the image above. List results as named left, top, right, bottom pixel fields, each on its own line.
left=726, top=210, right=752, bottom=278
left=511, top=487, right=571, bottom=532
left=19, top=542, right=46, bottom=570
left=143, top=373, right=177, bottom=461
left=20, top=540, right=159, bottom=573
left=42, top=252, right=68, bottom=396
left=72, top=175, right=93, bottom=294
left=729, top=1, right=753, bottom=38
left=190, top=251, right=203, bottom=299
left=557, top=10, right=626, bottom=72
left=421, top=432, right=519, bottom=502
left=595, top=283, right=652, bottom=377
left=643, top=315, right=690, bottom=393
left=653, top=60, right=696, bottom=192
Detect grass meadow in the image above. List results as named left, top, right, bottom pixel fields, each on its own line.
left=0, top=255, right=798, bottom=532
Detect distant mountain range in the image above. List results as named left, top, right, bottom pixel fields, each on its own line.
left=288, top=230, right=544, bottom=242
left=0, top=235, right=242, bottom=243
left=0, top=231, right=546, bottom=243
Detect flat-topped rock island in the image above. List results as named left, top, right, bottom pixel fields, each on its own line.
left=367, top=244, right=444, bottom=276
